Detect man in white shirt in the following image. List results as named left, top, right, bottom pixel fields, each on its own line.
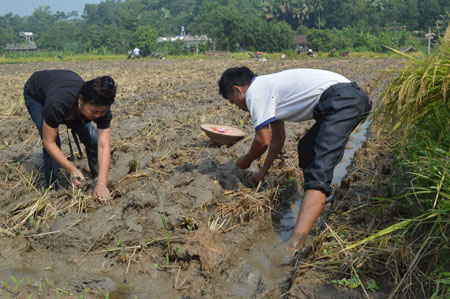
left=133, top=47, right=140, bottom=58
left=218, top=67, right=371, bottom=253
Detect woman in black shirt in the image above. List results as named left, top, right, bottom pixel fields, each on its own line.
left=24, top=70, right=116, bottom=200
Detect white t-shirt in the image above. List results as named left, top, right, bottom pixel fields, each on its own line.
left=133, top=48, right=140, bottom=56
left=245, top=69, right=350, bottom=131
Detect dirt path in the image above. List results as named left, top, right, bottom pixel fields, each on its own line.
left=0, top=57, right=401, bottom=298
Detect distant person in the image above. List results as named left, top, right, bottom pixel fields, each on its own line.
left=307, top=48, right=314, bottom=57
left=23, top=70, right=117, bottom=201
left=127, top=50, right=132, bottom=59
left=133, top=47, right=140, bottom=58
left=218, top=67, right=371, bottom=254
left=328, top=48, right=338, bottom=57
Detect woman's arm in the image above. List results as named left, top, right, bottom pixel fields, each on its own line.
left=43, top=120, right=84, bottom=185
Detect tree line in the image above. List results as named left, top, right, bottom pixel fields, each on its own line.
left=1, top=0, right=449, bottom=55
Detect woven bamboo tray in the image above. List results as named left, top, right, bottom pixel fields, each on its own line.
left=200, top=123, right=246, bottom=145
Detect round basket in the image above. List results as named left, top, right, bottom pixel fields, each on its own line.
left=200, top=123, right=246, bottom=145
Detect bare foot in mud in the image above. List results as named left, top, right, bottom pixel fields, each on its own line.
left=285, top=232, right=310, bottom=254
left=269, top=232, right=312, bottom=266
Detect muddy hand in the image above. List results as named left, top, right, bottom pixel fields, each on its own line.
left=249, top=170, right=266, bottom=184
left=94, top=182, right=111, bottom=204
left=236, top=155, right=251, bottom=169
left=70, top=168, right=85, bottom=187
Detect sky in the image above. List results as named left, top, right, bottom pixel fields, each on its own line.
left=0, top=0, right=104, bottom=17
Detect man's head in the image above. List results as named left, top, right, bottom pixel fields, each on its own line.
left=78, top=76, right=117, bottom=120
left=218, top=67, right=255, bottom=111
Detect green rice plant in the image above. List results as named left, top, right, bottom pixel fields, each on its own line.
left=10, top=275, right=24, bottom=293
left=331, top=276, right=361, bottom=289
left=356, top=25, right=450, bottom=298
left=160, top=213, right=172, bottom=266
left=376, top=27, right=450, bottom=142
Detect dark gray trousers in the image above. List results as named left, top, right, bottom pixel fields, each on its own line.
left=298, top=82, right=371, bottom=196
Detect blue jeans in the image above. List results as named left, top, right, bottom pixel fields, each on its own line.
left=24, top=82, right=98, bottom=188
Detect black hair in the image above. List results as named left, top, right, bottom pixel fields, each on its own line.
left=80, top=76, right=117, bottom=106
left=218, top=66, right=256, bottom=98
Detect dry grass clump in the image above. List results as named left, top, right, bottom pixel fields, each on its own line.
left=214, top=163, right=299, bottom=234
left=0, top=164, right=106, bottom=235
left=216, top=186, right=278, bottom=232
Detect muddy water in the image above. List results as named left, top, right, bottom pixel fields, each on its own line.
left=0, top=58, right=402, bottom=298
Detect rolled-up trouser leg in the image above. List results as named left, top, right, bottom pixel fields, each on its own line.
left=298, top=122, right=320, bottom=170
left=72, top=122, right=98, bottom=176
left=298, top=82, right=371, bottom=196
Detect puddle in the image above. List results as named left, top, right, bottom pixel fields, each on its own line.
left=274, top=193, right=303, bottom=242
left=332, top=120, right=371, bottom=185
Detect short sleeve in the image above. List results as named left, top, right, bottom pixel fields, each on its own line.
left=42, top=101, right=64, bottom=128
left=94, top=109, right=112, bottom=129
left=246, top=94, right=277, bottom=131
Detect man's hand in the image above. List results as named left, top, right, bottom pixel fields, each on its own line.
left=249, top=170, right=266, bottom=184
left=236, top=155, right=252, bottom=169
left=94, top=182, right=111, bottom=204
left=70, top=168, right=85, bottom=187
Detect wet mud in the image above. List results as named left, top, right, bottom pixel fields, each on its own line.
left=0, top=57, right=402, bottom=298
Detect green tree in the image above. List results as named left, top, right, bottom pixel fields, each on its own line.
left=37, top=21, right=79, bottom=50
left=191, top=1, right=224, bottom=50
left=133, top=25, right=158, bottom=56
left=260, top=0, right=320, bottom=30
left=236, top=14, right=269, bottom=51
left=400, top=0, right=420, bottom=29
left=79, top=24, right=104, bottom=51
left=0, top=13, right=23, bottom=53
left=266, top=21, right=295, bottom=51
left=320, top=0, right=366, bottom=29
left=418, top=0, right=441, bottom=29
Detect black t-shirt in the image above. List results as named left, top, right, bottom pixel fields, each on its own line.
left=25, top=70, right=112, bottom=129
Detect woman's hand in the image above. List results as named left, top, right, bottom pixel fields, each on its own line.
left=94, top=182, right=111, bottom=204
left=70, top=168, right=85, bottom=187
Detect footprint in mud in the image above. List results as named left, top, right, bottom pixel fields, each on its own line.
left=214, top=231, right=299, bottom=298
